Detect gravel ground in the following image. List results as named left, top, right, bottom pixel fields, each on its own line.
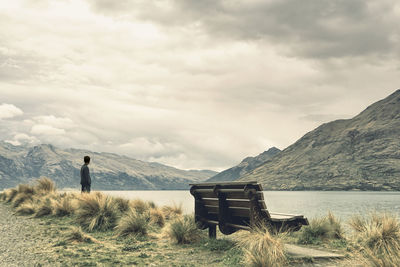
left=0, top=204, right=55, bottom=267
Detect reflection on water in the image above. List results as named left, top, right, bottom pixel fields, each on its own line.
left=102, top=190, right=400, bottom=221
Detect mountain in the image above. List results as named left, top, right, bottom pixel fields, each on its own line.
left=0, top=142, right=217, bottom=190
left=206, top=147, right=281, bottom=182
left=239, top=89, right=400, bottom=190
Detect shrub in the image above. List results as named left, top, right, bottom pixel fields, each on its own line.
left=35, top=177, right=56, bottom=193
left=12, top=193, right=33, bottom=208
left=297, top=212, right=344, bottom=244
left=130, top=199, right=149, bottom=214
left=66, top=227, right=97, bottom=243
left=75, top=192, right=119, bottom=231
left=0, top=191, right=6, bottom=201
left=114, top=197, right=130, bottom=213
left=164, top=215, right=203, bottom=244
left=115, top=208, right=149, bottom=237
left=349, top=213, right=400, bottom=266
left=239, top=225, right=287, bottom=267
left=17, top=184, right=35, bottom=195
left=54, top=196, right=75, bottom=217
left=35, top=198, right=54, bottom=217
left=6, top=189, right=18, bottom=203
left=147, top=201, right=156, bottom=209
left=327, top=212, right=344, bottom=239
left=16, top=201, right=36, bottom=215
left=162, top=203, right=183, bottom=220
left=150, top=208, right=165, bottom=227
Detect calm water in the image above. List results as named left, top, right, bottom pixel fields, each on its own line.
left=103, top=190, right=400, bottom=221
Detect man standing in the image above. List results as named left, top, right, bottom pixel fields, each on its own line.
left=80, top=156, right=91, bottom=193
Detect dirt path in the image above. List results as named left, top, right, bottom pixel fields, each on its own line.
left=0, top=204, right=56, bottom=267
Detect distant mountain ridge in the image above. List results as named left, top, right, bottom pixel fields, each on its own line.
left=0, top=142, right=217, bottom=190
left=206, top=147, right=281, bottom=182
left=239, top=89, right=400, bottom=190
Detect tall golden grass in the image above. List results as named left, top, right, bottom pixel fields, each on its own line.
left=349, top=213, right=400, bottom=266
left=15, top=201, right=36, bottom=215
left=54, top=195, right=75, bottom=217
left=0, top=191, right=5, bottom=201
left=113, top=197, right=130, bottom=213
left=66, top=226, right=98, bottom=243
left=5, top=188, right=18, bottom=203
left=161, top=203, right=183, bottom=220
left=239, top=225, right=287, bottom=267
left=35, top=197, right=54, bottom=217
left=164, top=215, right=203, bottom=244
left=75, top=192, right=119, bottom=231
left=129, top=199, right=149, bottom=214
left=35, top=177, right=56, bottom=194
left=12, top=192, right=34, bottom=208
left=297, top=212, right=344, bottom=244
left=115, top=208, right=149, bottom=237
left=17, top=184, right=35, bottom=195
left=150, top=208, right=165, bottom=227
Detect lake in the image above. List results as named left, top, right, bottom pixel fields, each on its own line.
left=103, top=190, right=400, bottom=221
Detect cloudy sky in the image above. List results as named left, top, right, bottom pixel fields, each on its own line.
left=0, top=0, right=399, bottom=171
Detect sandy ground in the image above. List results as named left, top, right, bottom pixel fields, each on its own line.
left=0, top=204, right=55, bottom=267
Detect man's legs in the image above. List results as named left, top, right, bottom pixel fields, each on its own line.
left=81, top=184, right=91, bottom=193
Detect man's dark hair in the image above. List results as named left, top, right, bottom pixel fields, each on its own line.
left=84, top=156, right=90, bottom=164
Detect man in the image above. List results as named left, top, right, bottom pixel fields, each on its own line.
left=80, top=156, right=91, bottom=193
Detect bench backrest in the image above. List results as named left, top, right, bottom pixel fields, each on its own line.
left=190, top=181, right=270, bottom=234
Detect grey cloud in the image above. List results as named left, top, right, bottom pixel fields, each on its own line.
left=1, top=0, right=399, bottom=171
left=89, top=0, right=399, bottom=59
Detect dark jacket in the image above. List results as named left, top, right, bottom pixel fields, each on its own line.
left=80, top=164, right=91, bottom=185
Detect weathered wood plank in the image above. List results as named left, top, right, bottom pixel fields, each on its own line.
left=193, top=190, right=264, bottom=199
left=190, top=181, right=258, bottom=187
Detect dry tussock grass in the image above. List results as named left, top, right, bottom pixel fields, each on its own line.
left=12, top=192, right=34, bottom=208
left=54, top=195, right=76, bottom=217
left=162, top=203, right=183, bottom=220
left=35, top=177, right=56, bottom=194
left=150, top=208, right=165, bottom=227
left=5, top=188, right=18, bottom=203
left=113, top=197, right=130, bottom=213
left=130, top=199, right=149, bottom=214
left=15, top=201, right=36, bottom=215
left=75, top=192, right=119, bottom=231
left=239, top=224, right=287, bottom=267
left=35, top=198, right=55, bottom=217
left=147, top=201, right=156, bottom=209
left=17, top=184, right=35, bottom=195
left=115, top=208, right=149, bottom=237
left=164, top=215, right=203, bottom=244
left=66, top=227, right=98, bottom=243
left=0, top=191, right=6, bottom=201
left=349, top=213, right=400, bottom=266
left=297, top=212, right=344, bottom=244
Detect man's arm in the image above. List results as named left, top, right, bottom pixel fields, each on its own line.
left=86, top=166, right=91, bottom=185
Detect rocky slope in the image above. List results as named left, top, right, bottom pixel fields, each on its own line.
left=206, top=147, right=281, bottom=182
left=0, top=143, right=216, bottom=190
left=239, top=89, right=400, bottom=190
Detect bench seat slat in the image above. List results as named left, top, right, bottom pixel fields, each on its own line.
left=202, top=199, right=267, bottom=209
left=193, top=190, right=264, bottom=199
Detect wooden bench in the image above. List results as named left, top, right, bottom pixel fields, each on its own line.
left=190, top=181, right=309, bottom=238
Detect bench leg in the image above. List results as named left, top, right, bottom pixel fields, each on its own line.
left=208, top=225, right=216, bottom=239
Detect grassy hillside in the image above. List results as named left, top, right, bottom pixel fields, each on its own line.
left=207, top=147, right=281, bottom=182
left=240, top=89, right=400, bottom=190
